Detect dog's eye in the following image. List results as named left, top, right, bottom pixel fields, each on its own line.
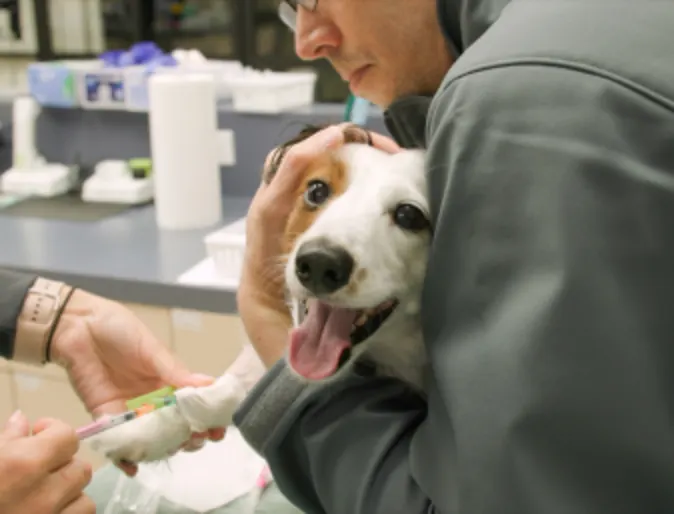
left=392, top=203, right=429, bottom=232
left=304, top=180, right=331, bottom=208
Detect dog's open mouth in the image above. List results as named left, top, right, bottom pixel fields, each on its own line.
left=288, top=298, right=398, bottom=381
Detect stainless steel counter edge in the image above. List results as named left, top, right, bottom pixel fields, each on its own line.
left=0, top=196, right=251, bottom=315
left=0, top=264, right=239, bottom=314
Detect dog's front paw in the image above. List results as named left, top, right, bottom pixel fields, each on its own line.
left=173, top=373, right=248, bottom=432
left=85, top=373, right=248, bottom=465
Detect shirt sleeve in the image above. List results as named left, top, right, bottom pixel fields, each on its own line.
left=0, top=269, right=36, bottom=359
left=233, top=360, right=431, bottom=514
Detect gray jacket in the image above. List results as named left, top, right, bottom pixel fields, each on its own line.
left=235, top=1, right=674, bottom=512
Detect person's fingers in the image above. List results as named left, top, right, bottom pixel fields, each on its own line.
left=31, top=418, right=80, bottom=472
left=369, top=132, right=402, bottom=153
left=141, top=339, right=195, bottom=390
left=207, top=427, right=226, bottom=441
left=0, top=410, right=30, bottom=440
left=91, top=399, right=128, bottom=418
left=182, top=436, right=206, bottom=452
left=60, top=494, right=96, bottom=514
left=264, top=125, right=344, bottom=207
left=38, top=459, right=92, bottom=512
left=333, top=121, right=401, bottom=153
left=115, top=459, right=138, bottom=477
left=181, top=373, right=215, bottom=388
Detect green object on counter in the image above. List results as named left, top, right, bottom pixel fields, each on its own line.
left=128, top=158, right=152, bottom=179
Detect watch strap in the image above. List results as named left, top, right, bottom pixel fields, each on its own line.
left=13, top=278, right=73, bottom=365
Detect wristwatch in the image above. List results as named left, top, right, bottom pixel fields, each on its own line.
left=13, top=278, right=74, bottom=365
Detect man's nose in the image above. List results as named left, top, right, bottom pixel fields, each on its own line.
left=294, top=10, right=341, bottom=60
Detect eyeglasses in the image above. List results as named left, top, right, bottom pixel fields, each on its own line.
left=278, top=0, right=319, bottom=32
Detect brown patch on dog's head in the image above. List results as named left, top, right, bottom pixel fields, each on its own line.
left=263, top=123, right=373, bottom=185
left=260, top=123, right=373, bottom=259
left=282, top=152, right=349, bottom=256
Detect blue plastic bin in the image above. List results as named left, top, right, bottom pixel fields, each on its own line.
left=27, top=61, right=82, bottom=108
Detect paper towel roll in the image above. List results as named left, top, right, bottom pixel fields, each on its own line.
left=149, top=73, right=222, bottom=230
left=13, top=96, right=41, bottom=169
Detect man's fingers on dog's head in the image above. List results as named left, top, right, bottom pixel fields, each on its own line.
left=276, top=126, right=343, bottom=184
left=260, top=125, right=344, bottom=219
left=262, top=125, right=339, bottom=185
left=370, top=132, right=402, bottom=153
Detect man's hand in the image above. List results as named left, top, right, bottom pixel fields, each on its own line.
left=237, top=124, right=401, bottom=367
left=49, top=290, right=226, bottom=475
left=0, top=412, right=95, bottom=513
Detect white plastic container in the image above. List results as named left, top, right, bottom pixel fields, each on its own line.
left=204, top=217, right=247, bottom=282
left=125, top=59, right=244, bottom=112
left=227, top=69, right=317, bottom=113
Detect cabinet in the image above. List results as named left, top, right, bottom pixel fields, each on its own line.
left=171, top=309, right=247, bottom=378
left=0, top=371, right=15, bottom=423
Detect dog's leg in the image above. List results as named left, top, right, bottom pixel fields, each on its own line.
left=85, top=344, right=265, bottom=464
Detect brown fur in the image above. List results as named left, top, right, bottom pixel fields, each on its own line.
left=283, top=153, right=349, bottom=255
left=261, top=123, right=374, bottom=258
left=263, top=124, right=373, bottom=185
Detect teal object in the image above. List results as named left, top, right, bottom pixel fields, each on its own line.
left=344, top=94, right=370, bottom=126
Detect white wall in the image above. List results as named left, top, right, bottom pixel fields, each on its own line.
left=0, top=0, right=106, bottom=92
left=50, top=0, right=104, bottom=54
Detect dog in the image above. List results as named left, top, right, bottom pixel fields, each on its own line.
left=276, top=125, right=430, bottom=391
left=84, top=124, right=430, bottom=465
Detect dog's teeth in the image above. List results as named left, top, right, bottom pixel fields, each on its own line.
left=355, top=312, right=368, bottom=326
left=378, top=300, right=394, bottom=313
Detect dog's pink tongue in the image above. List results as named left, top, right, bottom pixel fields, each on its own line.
left=289, top=301, right=357, bottom=380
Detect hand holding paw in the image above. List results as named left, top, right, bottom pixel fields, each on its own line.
left=86, top=374, right=247, bottom=475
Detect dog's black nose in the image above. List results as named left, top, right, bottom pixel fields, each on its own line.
left=295, top=241, right=355, bottom=295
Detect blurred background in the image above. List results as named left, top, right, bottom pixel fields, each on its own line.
left=0, top=0, right=350, bottom=103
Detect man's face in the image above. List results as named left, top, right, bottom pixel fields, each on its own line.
left=293, top=0, right=453, bottom=108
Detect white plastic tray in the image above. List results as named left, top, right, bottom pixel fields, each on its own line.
left=227, top=69, right=317, bottom=113
left=203, top=217, right=247, bottom=283
left=125, top=59, right=244, bottom=112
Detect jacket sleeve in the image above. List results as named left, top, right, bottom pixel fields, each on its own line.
left=0, top=269, right=36, bottom=359
left=233, top=361, right=431, bottom=514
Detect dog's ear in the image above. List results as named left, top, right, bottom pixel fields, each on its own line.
left=262, top=124, right=372, bottom=185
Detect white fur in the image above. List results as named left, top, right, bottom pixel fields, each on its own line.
left=285, top=144, right=430, bottom=391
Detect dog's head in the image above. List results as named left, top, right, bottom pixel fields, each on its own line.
left=268, top=125, right=430, bottom=383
